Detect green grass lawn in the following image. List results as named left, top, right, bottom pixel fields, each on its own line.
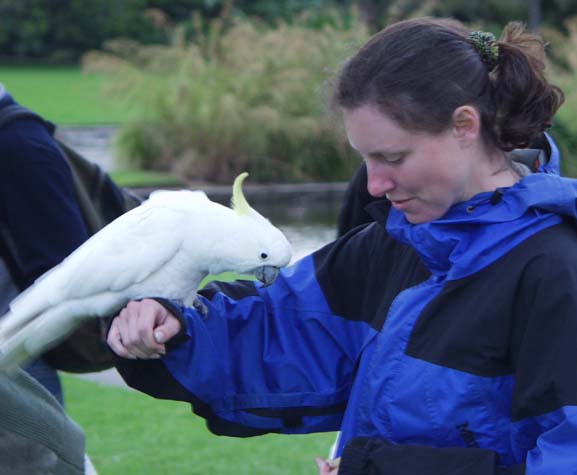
left=0, top=65, right=133, bottom=125
left=63, top=374, right=337, bottom=475
left=0, top=65, right=185, bottom=186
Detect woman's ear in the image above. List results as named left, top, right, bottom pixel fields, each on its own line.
left=451, top=105, right=481, bottom=144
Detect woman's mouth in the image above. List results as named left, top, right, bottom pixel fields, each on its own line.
left=389, top=197, right=413, bottom=209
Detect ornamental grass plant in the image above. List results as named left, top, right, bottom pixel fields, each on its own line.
left=543, top=17, right=577, bottom=177
left=82, top=12, right=368, bottom=183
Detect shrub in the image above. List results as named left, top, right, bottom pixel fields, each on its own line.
left=83, top=12, right=367, bottom=183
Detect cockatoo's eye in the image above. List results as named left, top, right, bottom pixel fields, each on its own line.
left=260, top=252, right=269, bottom=260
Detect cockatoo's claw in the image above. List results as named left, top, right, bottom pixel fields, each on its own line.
left=192, top=298, right=208, bottom=318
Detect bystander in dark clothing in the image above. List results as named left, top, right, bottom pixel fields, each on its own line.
left=0, top=84, right=89, bottom=402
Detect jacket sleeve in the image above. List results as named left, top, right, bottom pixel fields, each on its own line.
left=338, top=229, right=577, bottom=475
left=117, top=254, right=377, bottom=436
left=116, top=222, right=429, bottom=437
left=0, top=118, right=89, bottom=289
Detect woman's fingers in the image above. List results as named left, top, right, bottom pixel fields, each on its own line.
left=107, top=299, right=181, bottom=359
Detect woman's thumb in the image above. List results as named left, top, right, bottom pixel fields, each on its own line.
left=154, top=315, right=181, bottom=344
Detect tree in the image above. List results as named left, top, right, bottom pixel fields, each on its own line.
left=528, top=0, right=542, bottom=31
left=357, top=0, right=388, bottom=33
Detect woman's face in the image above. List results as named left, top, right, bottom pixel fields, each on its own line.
left=343, top=104, right=482, bottom=224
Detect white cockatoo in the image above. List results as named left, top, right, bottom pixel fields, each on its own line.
left=0, top=172, right=292, bottom=371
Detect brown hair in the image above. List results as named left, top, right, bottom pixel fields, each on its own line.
left=334, top=18, right=564, bottom=151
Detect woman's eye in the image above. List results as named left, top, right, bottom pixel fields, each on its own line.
left=385, top=153, right=405, bottom=164
left=367, top=151, right=407, bottom=164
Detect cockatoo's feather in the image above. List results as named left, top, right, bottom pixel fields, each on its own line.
left=0, top=175, right=292, bottom=371
left=3, top=201, right=184, bottom=337
left=231, top=172, right=251, bottom=216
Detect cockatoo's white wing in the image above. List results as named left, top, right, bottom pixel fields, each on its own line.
left=0, top=190, right=214, bottom=370
left=13, top=205, right=176, bottom=307
left=3, top=191, right=210, bottom=337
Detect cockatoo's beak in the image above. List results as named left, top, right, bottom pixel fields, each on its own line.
left=254, top=266, right=280, bottom=287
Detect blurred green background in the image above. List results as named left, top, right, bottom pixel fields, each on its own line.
left=3, top=0, right=577, bottom=182
left=3, top=1, right=577, bottom=473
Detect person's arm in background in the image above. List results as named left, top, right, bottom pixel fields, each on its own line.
left=0, top=118, right=89, bottom=291
left=0, top=116, right=90, bottom=401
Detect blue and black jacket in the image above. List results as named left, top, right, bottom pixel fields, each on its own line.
left=117, top=136, right=577, bottom=474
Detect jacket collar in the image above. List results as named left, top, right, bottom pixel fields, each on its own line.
left=385, top=173, right=575, bottom=279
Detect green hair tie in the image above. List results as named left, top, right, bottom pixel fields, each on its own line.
left=469, top=31, right=499, bottom=71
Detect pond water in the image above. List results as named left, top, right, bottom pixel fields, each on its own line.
left=257, top=200, right=340, bottom=263
left=57, top=126, right=118, bottom=171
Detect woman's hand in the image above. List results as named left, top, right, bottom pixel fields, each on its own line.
left=315, top=457, right=340, bottom=475
left=107, top=299, right=182, bottom=359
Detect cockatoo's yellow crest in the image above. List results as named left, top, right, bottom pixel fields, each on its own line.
left=231, top=172, right=251, bottom=216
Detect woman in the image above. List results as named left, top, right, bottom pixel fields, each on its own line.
left=107, top=18, right=577, bottom=474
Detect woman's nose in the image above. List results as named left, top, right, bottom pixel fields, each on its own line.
left=366, top=161, right=395, bottom=198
